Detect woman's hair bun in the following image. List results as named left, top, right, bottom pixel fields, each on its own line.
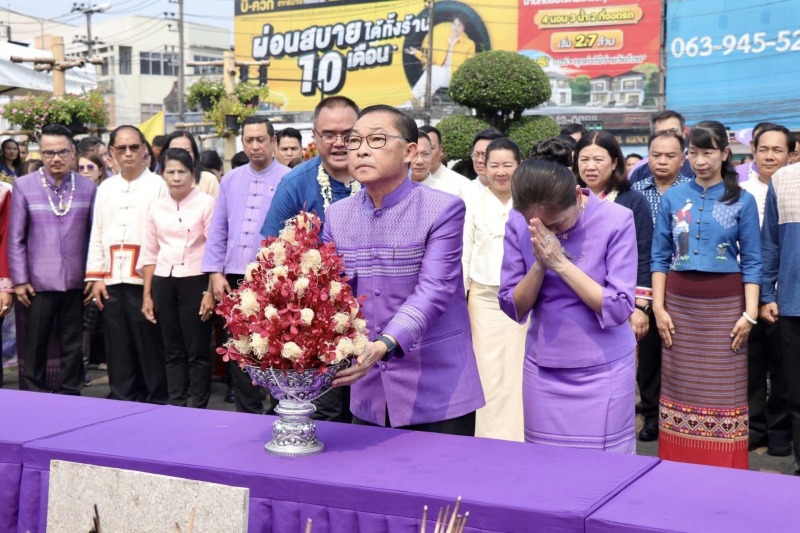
left=529, top=137, right=574, bottom=168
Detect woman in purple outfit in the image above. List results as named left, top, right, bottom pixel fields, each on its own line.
left=498, top=140, right=639, bottom=453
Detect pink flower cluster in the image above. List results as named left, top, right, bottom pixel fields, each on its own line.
left=216, top=212, right=369, bottom=372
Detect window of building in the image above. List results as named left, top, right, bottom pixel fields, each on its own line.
left=193, top=55, right=223, bottom=75
left=140, top=51, right=178, bottom=76
left=141, top=103, right=163, bottom=122
left=119, top=46, right=132, bottom=75
left=622, top=78, right=642, bottom=91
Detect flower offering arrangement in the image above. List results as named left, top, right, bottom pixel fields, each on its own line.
left=216, top=211, right=369, bottom=373
left=215, top=211, right=369, bottom=456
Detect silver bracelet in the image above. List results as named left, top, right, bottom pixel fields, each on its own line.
left=742, top=311, right=757, bottom=325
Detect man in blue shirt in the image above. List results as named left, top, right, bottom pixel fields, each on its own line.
left=632, top=131, right=690, bottom=442
left=629, top=110, right=695, bottom=185
left=260, top=96, right=360, bottom=239
left=260, top=95, right=360, bottom=423
left=761, top=161, right=800, bottom=475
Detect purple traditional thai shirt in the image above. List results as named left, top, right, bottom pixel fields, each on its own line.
left=323, top=178, right=485, bottom=427
left=498, top=190, right=637, bottom=369
left=8, top=169, right=96, bottom=291
left=201, top=160, right=290, bottom=275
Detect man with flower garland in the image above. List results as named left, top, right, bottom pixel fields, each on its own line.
left=260, top=95, right=360, bottom=422
left=323, top=105, right=485, bottom=435
left=203, top=115, right=291, bottom=414
left=8, top=124, right=96, bottom=394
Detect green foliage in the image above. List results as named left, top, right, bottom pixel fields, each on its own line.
left=507, top=116, right=561, bottom=157
left=233, top=82, right=269, bottom=105
left=436, top=114, right=491, bottom=162
left=2, top=91, right=109, bottom=133
left=448, top=51, right=551, bottom=130
left=204, top=94, right=259, bottom=136
left=570, top=75, right=591, bottom=105
left=186, top=78, right=226, bottom=110
left=634, top=63, right=659, bottom=106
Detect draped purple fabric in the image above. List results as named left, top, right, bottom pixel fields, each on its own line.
left=0, top=391, right=156, bottom=532
left=8, top=399, right=659, bottom=532
left=586, top=460, right=800, bottom=531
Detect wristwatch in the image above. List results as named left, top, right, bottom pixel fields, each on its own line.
left=377, top=335, right=397, bottom=356
left=635, top=303, right=652, bottom=315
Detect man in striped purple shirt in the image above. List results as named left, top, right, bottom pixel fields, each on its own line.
left=8, top=124, right=96, bottom=394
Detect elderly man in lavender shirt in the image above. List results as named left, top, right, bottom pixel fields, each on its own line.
left=202, top=115, right=290, bottom=414
left=323, top=105, right=484, bottom=435
left=8, top=124, right=96, bottom=394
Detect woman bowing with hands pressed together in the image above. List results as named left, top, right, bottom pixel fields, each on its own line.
left=498, top=138, right=639, bottom=453
left=137, top=148, right=217, bottom=408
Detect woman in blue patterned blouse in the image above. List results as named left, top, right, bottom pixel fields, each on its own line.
left=651, top=120, right=761, bottom=469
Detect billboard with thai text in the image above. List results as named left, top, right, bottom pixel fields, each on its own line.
left=234, top=0, right=517, bottom=111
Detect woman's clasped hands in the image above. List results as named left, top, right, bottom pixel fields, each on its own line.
left=529, top=218, right=566, bottom=273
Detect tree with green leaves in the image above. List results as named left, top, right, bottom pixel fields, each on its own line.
left=448, top=50, right=551, bottom=131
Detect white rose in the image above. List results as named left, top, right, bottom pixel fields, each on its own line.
left=268, top=241, right=287, bottom=266
left=264, top=305, right=278, bottom=320
left=300, top=249, right=323, bottom=274
left=279, top=225, right=296, bottom=244
left=250, top=333, right=270, bottom=359
left=331, top=312, right=351, bottom=334
left=329, top=281, right=342, bottom=298
left=232, top=335, right=252, bottom=355
left=353, top=333, right=369, bottom=355
left=294, top=277, right=310, bottom=297
left=244, top=262, right=259, bottom=282
left=236, top=288, right=260, bottom=317
left=334, top=337, right=355, bottom=363
left=281, top=341, right=303, bottom=361
left=300, top=308, right=314, bottom=325
left=353, top=318, right=367, bottom=333
left=271, top=266, right=288, bottom=279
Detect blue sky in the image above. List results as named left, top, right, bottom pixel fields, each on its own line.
left=7, top=0, right=234, bottom=32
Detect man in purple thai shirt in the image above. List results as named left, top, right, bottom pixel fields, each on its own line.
left=8, top=124, right=96, bottom=394
left=202, top=115, right=291, bottom=414
left=323, top=105, right=485, bottom=435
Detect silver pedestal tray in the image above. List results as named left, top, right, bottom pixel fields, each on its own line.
left=246, top=360, right=350, bottom=457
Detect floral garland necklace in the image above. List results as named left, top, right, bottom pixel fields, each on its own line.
left=317, top=163, right=361, bottom=211
left=40, top=168, right=75, bottom=216
left=597, top=188, right=619, bottom=203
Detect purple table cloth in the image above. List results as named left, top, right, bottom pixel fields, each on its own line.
left=20, top=406, right=658, bottom=533
left=586, top=460, right=800, bottom=532
left=0, top=390, right=159, bottom=532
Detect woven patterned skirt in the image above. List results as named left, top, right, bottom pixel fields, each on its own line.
left=523, top=352, right=636, bottom=454
left=659, top=271, right=749, bottom=469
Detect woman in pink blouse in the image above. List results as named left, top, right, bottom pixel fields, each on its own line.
left=138, top=148, right=216, bottom=407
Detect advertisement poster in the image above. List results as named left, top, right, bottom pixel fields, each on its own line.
left=234, top=0, right=518, bottom=112
left=517, top=0, right=661, bottom=128
left=666, top=0, right=800, bottom=130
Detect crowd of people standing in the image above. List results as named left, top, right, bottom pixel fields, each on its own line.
left=1, top=101, right=799, bottom=476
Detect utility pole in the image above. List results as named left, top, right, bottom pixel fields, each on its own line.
left=71, top=2, right=110, bottom=56
left=168, top=0, right=186, bottom=122
left=423, top=0, right=435, bottom=126
left=658, top=0, right=667, bottom=111
left=11, top=35, right=102, bottom=97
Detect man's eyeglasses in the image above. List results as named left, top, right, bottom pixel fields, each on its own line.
left=345, top=134, right=407, bottom=151
left=78, top=164, right=96, bottom=172
left=113, top=144, right=142, bottom=153
left=41, top=149, right=72, bottom=160
left=313, top=129, right=348, bottom=144
left=471, top=151, right=486, bottom=161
